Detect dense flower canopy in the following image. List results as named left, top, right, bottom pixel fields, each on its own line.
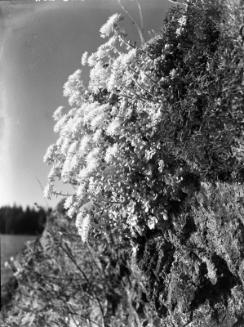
left=44, top=0, right=244, bottom=244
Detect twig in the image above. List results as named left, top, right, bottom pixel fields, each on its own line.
left=128, top=64, right=158, bottom=85
left=135, top=0, right=144, bottom=32
left=35, top=176, right=50, bottom=208
left=60, top=241, right=106, bottom=326
left=117, top=0, right=145, bottom=45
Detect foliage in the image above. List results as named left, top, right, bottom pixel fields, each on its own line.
left=1, top=207, right=159, bottom=327
left=2, top=183, right=244, bottom=326
left=2, top=0, right=244, bottom=326
left=44, top=0, right=244, bottom=240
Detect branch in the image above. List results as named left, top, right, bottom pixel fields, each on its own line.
left=128, top=64, right=158, bottom=85
left=60, top=241, right=106, bottom=326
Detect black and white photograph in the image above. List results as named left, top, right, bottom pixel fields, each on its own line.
left=1, top=0, right=244, bottom=326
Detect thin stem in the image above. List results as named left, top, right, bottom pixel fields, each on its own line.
left=53, top=190, right=73, bottom=197
left=128, top=64, right=158, bottom=85
left=116, top=31, right=136, bottom=49
left=61, top=241, right=105, bottom=325
left=35, top=177, right=50, bottom=207
left=135, top=0, right=144, bottom=32
left=117, top=0, right=145, bottom=45
left=132, top=77, right=155, bottom=99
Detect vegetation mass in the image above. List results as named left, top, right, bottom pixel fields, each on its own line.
left=1, top=1, right=244, bottom=326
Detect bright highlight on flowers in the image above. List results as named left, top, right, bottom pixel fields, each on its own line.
left=99, top=13, right=123, bottom=38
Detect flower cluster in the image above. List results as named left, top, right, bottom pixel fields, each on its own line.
left=44, top=0, right=244, bottom=246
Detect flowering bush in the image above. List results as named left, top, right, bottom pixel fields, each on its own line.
left=44, top=0, right=244, bottom=244
left=3, top=0, right=242, bottom=326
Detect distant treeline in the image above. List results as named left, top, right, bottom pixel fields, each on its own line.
left=0, top=205, right=49, bottom=235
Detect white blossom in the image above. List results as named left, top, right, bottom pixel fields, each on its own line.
left=90, top=113, right=106, bottom=131
left=79, top=167, right=90, bottom=181
left=68, top=141, right=78, bottom=156
left=178, top=15, right=187, bottom=27
left=99, top=13, right=122, bottom=38
left=81, top=51, right=89, bottom=66
left=63, top=69, right=84, bottom=106
left=43, top=183, right=53, bottom=199
left=86, top=147, right=100, bottom=172
left=75, top=201, right=94, bottom=241
left=93, top=129, right=103, bottom=143
left=77, top=183, right=86, bottom=198
left=43, top=144, right=57, bottom=163
left=60, top=137, right=71, bottom=155
left=169, top=68, right=177, bottom=78
left=53, top=106, right=65, bottom=121
left=106, top=35, right=118, bottom=48
left=69, top=154, right=80, bottom=171
left=95, top=38, right=117, bottom=61
left=107, top=55, right=124, bottom=91
left=127, top=214, right=138, bottom=227
left=176, top=27, right=183, bottom=36
left=64, top=195, right=74, bottom=209
left=76, top=213, right=91, bottom=242
left=61, top=157, right=72, bottom=179
left=87, top=53, right=97, bottom=67
left=67, top=206, right=76, bottom=218
left=71, top=117, right=83, bottom=137
left=88, top=176, right=101, bottom=195
left=106, top=50, right=136, bottom=92
left=106, top=118, right=121, bottom=135
left=105, top=143, right=118, bottom=163
left=79, top=135, right=91, bottom=155
left=84, top=103, right=110, bottom=128
left=120, top=48, right=137, bottom=66
left=176, top=15, right=187, bottom=36
left=54, top=114, right=69, bottom=133
left=48, top=166, right=60, bottom=182
left=89, top=62, right=111, bottom=93
left=147, top=215, right=158, bottom=230
left=161, top=210, right=168, bottom=221
left=145, top=148, right=156, bottom=161
left=158, top=160, right=165, bottom=173
left=86, top=156, right=98, bottom=173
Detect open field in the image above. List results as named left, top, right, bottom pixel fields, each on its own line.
left=1, top=234, right=37, bottom=286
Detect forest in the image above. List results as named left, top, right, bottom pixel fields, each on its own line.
left=1, top=1, right=244, bottom=326
left=0, top=205, right=47, bottom=235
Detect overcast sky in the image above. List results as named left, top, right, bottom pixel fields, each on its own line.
left=0, top=0, right=171, bottom=209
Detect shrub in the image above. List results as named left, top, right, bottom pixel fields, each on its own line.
left=3, top=1, right=244, bottom=326
left=44, top=0, right=244, bottom=240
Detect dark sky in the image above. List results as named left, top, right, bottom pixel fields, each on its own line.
left=0, top=0, right=171, bottom=208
